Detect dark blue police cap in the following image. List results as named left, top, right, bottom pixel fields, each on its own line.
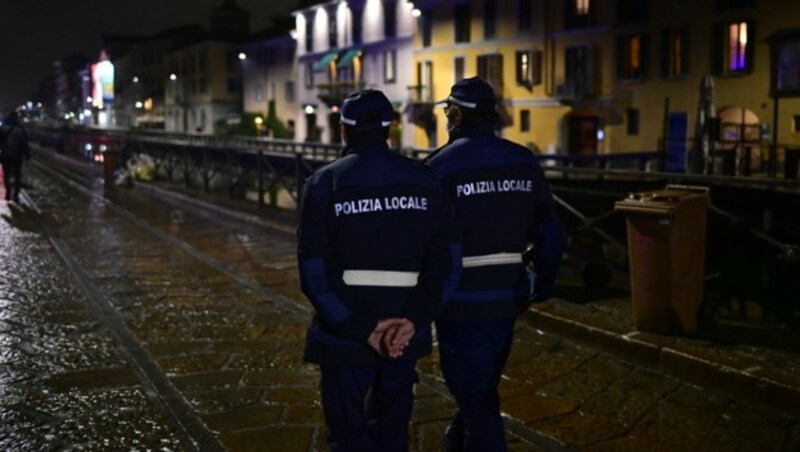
left=437, top=76, right=497, bottom=113
left=341, top=89, right=394, bottom=128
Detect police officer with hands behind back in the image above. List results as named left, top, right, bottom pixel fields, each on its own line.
left=425, top=77, right=566, bottom=452
left=297, top=89, right=462, bottom=451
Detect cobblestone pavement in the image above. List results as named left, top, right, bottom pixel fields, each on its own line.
left=0, top=151, right=798, bottom=451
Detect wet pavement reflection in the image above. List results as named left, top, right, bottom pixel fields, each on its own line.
left=0, top=197, right=182, bottom=449
left=0, top=156, right=798, bottom=450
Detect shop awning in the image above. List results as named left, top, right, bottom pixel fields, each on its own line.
left=313, top=51, right=338, bottom=73
left=336, top=48, right=362, bottom=69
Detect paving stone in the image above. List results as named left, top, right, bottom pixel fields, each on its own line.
left=242, top=368, right=318, bottom=386
left=264, top=384, right=319, bottom=404
left=158, top=352, right=230, bottom=374
left=147, top=340, right=212, bottom=357
left=43, top=367, right=139, bottom=392
left=219, top=425, right=314, bottom=451
left=170, top=369, right=244, bottom=390
left=410, top=394, right=457, bottom=423
left=502, top=391, right=580, bottom=425
left=504, top=345, right=595, bottom=387
left=184, top=386, right=265, bottom=414
left=535, top=355, right=632, bottom=403
left=665, top=384, right=730, bottom=411
left=283, top=402, right=324, bottom=424
left=227, top=346, right=306, bottom=371
left=532, top=411, right=629, bottom=446
left=7, top=157, right=798, bottom=451
left=202, top=404, right=285, bottom=431
left=629, top=399, right=718, bottom=447
left=581, top=370, right=679, bottom=425
left=412, top=420, right=450, bottom=451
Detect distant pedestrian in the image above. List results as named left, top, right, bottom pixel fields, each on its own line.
left=297, top=89, right=461, bottom=451
left=425, top=77, right=566, bottom=452
left=0, top=110, right=31, bottom=203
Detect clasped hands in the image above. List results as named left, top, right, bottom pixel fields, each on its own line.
left=367, top=318, right=415, bottom=359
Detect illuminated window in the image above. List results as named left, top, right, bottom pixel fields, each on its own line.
left=516, top=50, right=541, bottom=88
left=617, top=33, right=649, bottom=80
left=566, top=0, right=595, bottom=29
left=714, top=20, right=754, bottom=74
left=662, top=27, right=689, bottom=77
left=576, top=0, right=589, bottom=15
left=728, top=22, right=748, bottom=72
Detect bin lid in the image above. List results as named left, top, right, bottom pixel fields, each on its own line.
left=614, top=185, right=709, bottom=215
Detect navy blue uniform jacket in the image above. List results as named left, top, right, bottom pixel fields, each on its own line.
left=298, top=143, right=462, bottom=366
left=426, top=131, right=565, bottom=322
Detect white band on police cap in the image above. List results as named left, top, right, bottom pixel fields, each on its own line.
left=447, top=95, right=477, bottom=109
left=341, top=116, right=392, bottom=127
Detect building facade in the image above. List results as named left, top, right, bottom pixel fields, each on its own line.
left=163, top=1, right=250, bottom=134
left=293, top=0, right=416, bottom=147
left=242, top=23, right=298, bottom=138
left=113, top=26, right=206, bottom=130
left=408, top=0, right=800, bottom=169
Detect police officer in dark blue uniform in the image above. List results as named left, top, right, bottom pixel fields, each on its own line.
left=425, top=77, right=566, bottom=452
left=297, top=89, right=462, bottom=451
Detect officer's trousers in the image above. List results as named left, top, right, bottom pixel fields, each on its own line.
left=436, top=318, right=515, bottom=452
left=320, top=359, right=418, bottom=452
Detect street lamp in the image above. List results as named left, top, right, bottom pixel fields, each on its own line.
left=169, top=73, right=187, bottom=132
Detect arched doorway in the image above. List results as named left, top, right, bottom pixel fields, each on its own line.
left=718, top=106, right=761, bottom=175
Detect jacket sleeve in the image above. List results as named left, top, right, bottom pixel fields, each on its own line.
left=403, top=185, right=462, bottom=329
left=296, top=176, right=378, bottom=342
left=528, top=164, right=566, bottom=301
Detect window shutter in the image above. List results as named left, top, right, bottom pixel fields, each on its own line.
left=532, top=50, right=543, bottom=85
left=641, top=33, right=650, bottom=79
left=745, top=20, right=755, bottom=73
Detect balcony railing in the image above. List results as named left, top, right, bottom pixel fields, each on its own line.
left=316, top=81, right=366, bottom=106
left=554, top=78, right=595, bottom=102
left=407, top=84, right=434, bottom=104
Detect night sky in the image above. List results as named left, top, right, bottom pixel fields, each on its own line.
left=0, top=0, right=301, bottom=112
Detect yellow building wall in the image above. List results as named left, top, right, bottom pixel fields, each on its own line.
left=412, top=0, right=800, bottom=154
